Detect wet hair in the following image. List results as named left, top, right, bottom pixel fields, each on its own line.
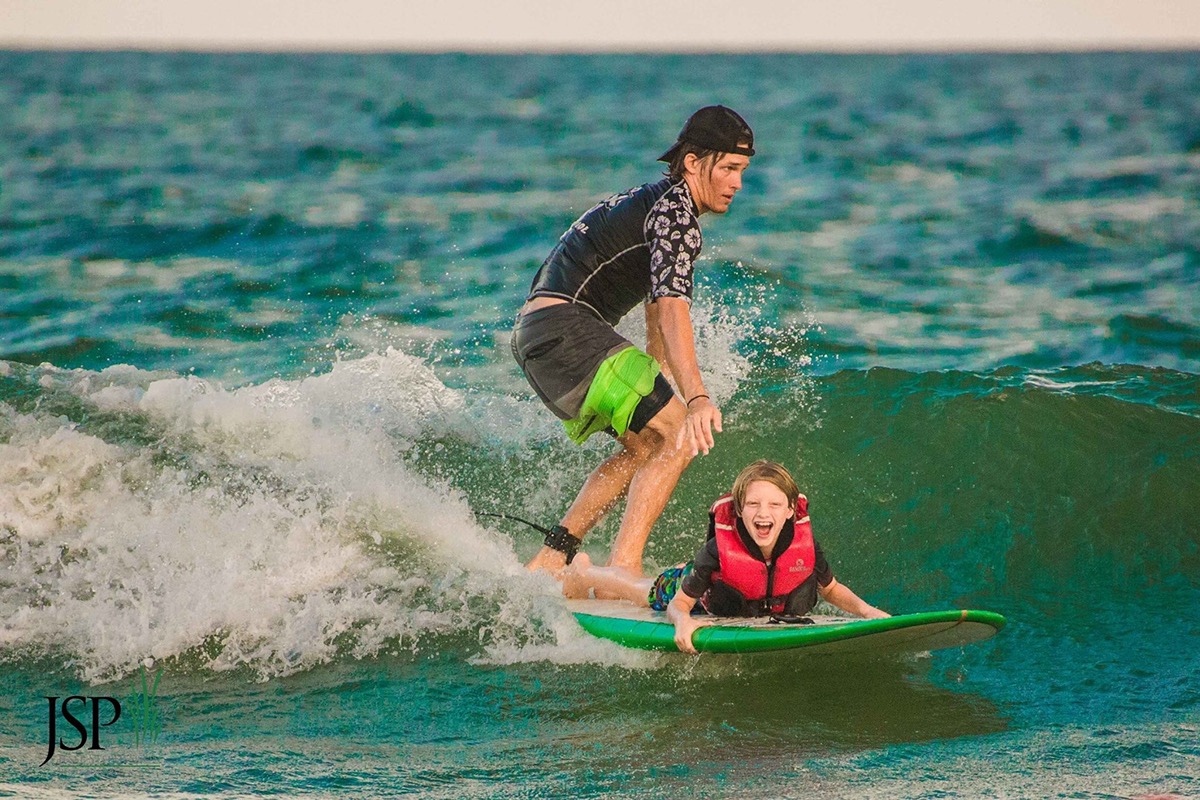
left=664, top=145, right=721, bottom=181
left=731, top=460, right=800, bottom=514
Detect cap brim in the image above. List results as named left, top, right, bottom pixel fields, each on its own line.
left=657, top=141, right=684, bottom=163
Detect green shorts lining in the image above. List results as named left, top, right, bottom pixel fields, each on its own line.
left=563, top=346, right=661, bottom=444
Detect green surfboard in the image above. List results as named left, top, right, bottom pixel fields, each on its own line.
left=568, top=600, right=1006, bottom=655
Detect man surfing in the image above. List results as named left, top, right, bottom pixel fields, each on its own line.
left=511, top=105, right=754, bottom=578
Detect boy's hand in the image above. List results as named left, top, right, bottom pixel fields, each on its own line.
left=673, top=615, right=706, bottom=654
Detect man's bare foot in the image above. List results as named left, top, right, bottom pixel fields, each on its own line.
left=560, top=552, right=594, bottom=599
left=593, top=563, right=646, bottom=601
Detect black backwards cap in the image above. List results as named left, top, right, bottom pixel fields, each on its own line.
left=658, top=105, right=755, bottom=163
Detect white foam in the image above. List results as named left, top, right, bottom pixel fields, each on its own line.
left=303, top=192, right=367, bottom=227
left=1, top=256, right=244, bottom=294
left=0, top=351, right=580, bottom=682
left=0, top=289, right=797, bottom=681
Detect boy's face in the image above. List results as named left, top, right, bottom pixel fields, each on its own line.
left=738, top=480, right=795, bottom=557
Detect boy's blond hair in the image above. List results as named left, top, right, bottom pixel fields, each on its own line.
left=731, top=460, right=800, bottom=514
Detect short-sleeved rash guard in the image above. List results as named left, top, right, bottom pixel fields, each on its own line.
left=525, top=178, right=702, bottom=327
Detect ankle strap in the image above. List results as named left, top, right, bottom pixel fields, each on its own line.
left=543, top=525, right=582, bottom=564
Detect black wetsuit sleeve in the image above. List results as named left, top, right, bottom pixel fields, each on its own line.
left=681, top=538, right=721, bottom=599
left=813, top=538, right=833, bottom=588
left=645, top=190, right=702, bottom=302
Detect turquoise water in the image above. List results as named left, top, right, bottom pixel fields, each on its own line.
left=1, top=51, right=1198, bottom=798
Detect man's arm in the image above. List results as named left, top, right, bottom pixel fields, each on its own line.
left=652, top=296, right=722, bottom=455
left=644, top=301, right=673, bottom=386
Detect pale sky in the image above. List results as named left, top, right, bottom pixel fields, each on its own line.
left=3, top=0, right=1200, bottom=51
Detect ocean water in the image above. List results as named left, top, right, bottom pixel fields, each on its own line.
left=0, top=50, right=1198, bottom=798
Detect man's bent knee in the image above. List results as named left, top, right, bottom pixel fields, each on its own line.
left=622, top=398, right=690, bottom=462
left=642, top=397, right=687, bottom=440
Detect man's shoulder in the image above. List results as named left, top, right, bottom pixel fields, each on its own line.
left=573, top=178, right=671, bottom=230
left=643, top=179, right=698, bottom=230
left=647, top=178, right=693, bottom=208
left=598, top=177, right=674, bottom=210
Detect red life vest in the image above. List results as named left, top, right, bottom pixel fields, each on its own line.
left=709, top=493, right=815, bottom=615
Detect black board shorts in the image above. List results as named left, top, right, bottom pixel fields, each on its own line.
left=511, top=303, right=675, bottom=436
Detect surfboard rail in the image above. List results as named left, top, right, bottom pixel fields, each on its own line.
left=568, top=600, right=1006, bottom=654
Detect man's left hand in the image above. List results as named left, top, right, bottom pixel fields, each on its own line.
left=677, top=396, right=722, bottom=456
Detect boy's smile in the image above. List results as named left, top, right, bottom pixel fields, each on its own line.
left=738, top=480, right=795, bottom=557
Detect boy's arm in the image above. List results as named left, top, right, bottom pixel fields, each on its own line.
left=665, top=592, right=706, bottom=654
left=818, top=578, right=890, bottom=619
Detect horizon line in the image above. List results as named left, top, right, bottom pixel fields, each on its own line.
left=4, top=40, right=1200, bottom=55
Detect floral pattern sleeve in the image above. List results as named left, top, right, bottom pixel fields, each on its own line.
left=644, top=184, right=703, bottom=302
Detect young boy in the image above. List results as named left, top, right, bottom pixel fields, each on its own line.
left=562, top=460, right=889, bottom=654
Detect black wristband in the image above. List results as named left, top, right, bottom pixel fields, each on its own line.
left=686, top=394, right=710, bottom=406
left=543, top=525, right=582, bottom=564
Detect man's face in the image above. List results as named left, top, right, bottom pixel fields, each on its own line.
left=685, top=151, right=751, bottom=215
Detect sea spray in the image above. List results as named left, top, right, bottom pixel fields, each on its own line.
left=0, top=352, right=602, bottom=682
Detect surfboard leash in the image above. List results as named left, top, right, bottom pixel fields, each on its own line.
left=478, top=511, right=582, bottom=564
left=477, top=511, right=553, bottom=536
